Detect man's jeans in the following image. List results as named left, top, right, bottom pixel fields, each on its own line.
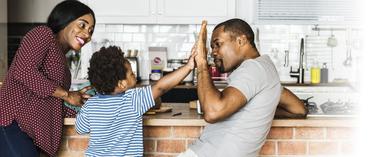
left=0, top=121, right=39, bottom=157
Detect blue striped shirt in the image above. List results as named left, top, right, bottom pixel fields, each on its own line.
left=75, top=86, right=155, bottom=157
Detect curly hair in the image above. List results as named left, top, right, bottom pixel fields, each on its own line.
left=88, top=46, right=128, bottom=95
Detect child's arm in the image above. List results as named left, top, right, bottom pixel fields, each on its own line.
left=75, top=103, right=90, bottom=134
left=151, top=50, right=196, bottom=99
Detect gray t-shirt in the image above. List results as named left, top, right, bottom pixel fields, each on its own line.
left=190, top=55, right=281, bottom=157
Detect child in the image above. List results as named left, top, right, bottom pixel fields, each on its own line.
left=75, top=46, right=195, bottom=156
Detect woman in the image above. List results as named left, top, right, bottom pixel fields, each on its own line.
left=0, top=0, right=95, bottom=156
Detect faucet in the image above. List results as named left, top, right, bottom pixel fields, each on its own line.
left=290, top=38, right=305, bottom=84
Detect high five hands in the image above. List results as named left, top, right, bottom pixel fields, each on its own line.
left=194, top=20, right=208, bottom=65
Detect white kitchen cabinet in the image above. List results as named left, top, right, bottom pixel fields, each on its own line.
left=87, top=0, right=236, bottom=24
left=8, top=0, right=64, bottom=23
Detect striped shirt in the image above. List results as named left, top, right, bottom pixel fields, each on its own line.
left=75, top=86, right=155, bottom=157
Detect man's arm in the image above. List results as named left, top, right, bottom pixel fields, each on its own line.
left=274, top=87, right=308, bottom=119
left=194, top=21, right=247, bottom=123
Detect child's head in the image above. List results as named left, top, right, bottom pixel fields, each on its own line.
left=88, top=46, right=137, bottom=95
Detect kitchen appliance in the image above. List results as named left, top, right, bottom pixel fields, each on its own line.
left=126, top=57, right=141, bottom=81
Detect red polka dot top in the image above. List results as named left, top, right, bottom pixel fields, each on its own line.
left=0, top=26, right=76, bottom=156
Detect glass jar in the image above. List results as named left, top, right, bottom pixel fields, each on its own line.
left=150, top=69, right=162, bottom=81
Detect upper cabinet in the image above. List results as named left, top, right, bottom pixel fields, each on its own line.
left=8, top=0, right=64, bottom=23
left=85, top=0, right=236, bottom=24
left=0, top=0, right=6, bottom=23
left=250, top=0, right=361, bottom=25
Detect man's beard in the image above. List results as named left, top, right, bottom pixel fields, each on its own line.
left=214, top=58, right=225, bottom=73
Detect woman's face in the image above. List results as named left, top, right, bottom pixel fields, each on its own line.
left=59, top=13, right=95, bottom=52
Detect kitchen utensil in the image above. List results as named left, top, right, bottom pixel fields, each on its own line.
left=255, top=28, right=260, bottom=50
left=327, top=29, right=338, bottom=47
left=327, top=30, right=337, bottom=69
left=283, top=50, right=289, bottom=67
left=343, top=48, right=352, bottom=66
left=343, top=35, right=353, bottom=67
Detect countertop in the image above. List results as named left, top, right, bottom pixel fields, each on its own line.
left=64, top=103, right=357, bottom=127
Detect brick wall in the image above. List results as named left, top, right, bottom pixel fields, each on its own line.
left=58, top=125, right=355, bottom=157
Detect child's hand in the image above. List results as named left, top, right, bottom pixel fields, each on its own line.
left=186, top=46, right=197, bottom=70
left=195, top=20, right=208, bottom=65
left=64, top=86, right=93, bottom=107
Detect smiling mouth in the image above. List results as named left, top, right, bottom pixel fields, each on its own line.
left=76, top=37, right=85, bottom=45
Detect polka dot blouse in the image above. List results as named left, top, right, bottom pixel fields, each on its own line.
left=0, top=26, right=76, bottom=156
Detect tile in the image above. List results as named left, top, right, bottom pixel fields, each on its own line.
left=132, top=33, right=146, bottom=42
left=94, top=24, right=105, bottom=32
left=179, top=43, right=194, bottom=52
left=123, top=25, right=140, bottom=32
left=114, top=33, right=132, bottom=42
left=147, top=25, right=160, bottom=33
left=106, top=24, right=124, bottom=32
left=177, top=25, right=196, bottom=33
left=91, top=32, right=115, bottom=43
left=159, top=25, right=177, bottom=33
left=140, top=25, right=147, bottom=32
left=152, top=33, right=170, bottom=43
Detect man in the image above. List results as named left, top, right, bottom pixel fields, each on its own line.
left=179, top=19, right=307, bottom=157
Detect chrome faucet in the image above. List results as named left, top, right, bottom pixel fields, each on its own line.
left=290, top=38, right=305, bottom=84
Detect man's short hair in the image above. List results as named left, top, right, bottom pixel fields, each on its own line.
left=214, top=18, right=256, bottom=49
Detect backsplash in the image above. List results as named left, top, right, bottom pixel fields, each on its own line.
left=7, top=23, right=362, bottom=82
left=86, top=23, right=362, bottom=82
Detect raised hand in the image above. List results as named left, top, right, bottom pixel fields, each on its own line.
left=195, top=20, right=208, bottom=65
left=186, top=45, right=197, bottom=70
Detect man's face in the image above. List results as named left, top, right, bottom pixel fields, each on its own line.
left=210, top=27, right=242, bottom=73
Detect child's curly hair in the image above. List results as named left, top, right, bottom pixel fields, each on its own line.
left=88, top=46, right=128, bottom=95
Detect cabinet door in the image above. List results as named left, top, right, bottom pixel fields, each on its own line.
left=87, top=0, right=157, bottom=24
left=0, top=0, right=7, bottom=81
left=8, top=0, right=35, bottom=23
left=157, top=0, right=236, bottom=24
left=34, top=0, right=64, bottom=23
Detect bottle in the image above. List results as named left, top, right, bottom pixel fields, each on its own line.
left=150, top=69, right=162, bottom=81
left=320, top=63, right=329, bottom=83
left=310, top=62, right=321, bottom=84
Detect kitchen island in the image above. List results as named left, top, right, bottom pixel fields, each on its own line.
left=59, top=103, right=356, bottom=157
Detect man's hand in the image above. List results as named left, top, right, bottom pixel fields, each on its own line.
left=195, top=20, right=208, bottom=65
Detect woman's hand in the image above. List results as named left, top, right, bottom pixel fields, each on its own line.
left=70, top=86, right=92, bottom=106
left=57, top=86, right=93, bottom=107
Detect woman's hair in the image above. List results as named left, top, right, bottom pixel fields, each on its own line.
left=47, top=0, right=95, bottom=34
left=88, top=46, right=128, bottom=95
